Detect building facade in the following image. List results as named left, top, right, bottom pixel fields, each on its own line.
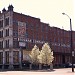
left=0, top=5, right=75, bottom=69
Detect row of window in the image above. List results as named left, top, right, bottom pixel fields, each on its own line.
left=26, top=23, right=49, bottom=33
left=0, top=40, right=19, bottom=49
left=0, top=29, right=9, bottom=38
left=0, top=40, right=9, bottom=49
left=0, top=51, right=19, bottom=64
left=0, top=17, right=9, bottom=28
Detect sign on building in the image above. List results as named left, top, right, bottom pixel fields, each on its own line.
left=18, top=21, right=26, bottom=37
left=18, top=21, right=26, bottom=47
left=19, top=42, right=26, bottom=47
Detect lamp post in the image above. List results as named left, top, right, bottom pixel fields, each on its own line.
left=62, top=13, right=74, bottom=72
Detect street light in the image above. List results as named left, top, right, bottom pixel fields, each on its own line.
left=62, top=13, right=74, bottom=72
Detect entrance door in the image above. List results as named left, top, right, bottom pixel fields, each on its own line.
left=62, top=55, right=65, bottom=64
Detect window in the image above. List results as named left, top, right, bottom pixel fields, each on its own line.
left=5, top=40, right=9, bottom=48
left=36, top=24, right=39, bottom=29
left=13, top=40, right=18, bottom=48
left=41, top=35, right=44, bottom=41
left=1, top=31, right=3, bottom=37
left=46, top=35, right=48, bottom=41
left=13, top=51, right=19, bottom=63
left=5, top=51, right=9, bottom=64
left=0, top=41, right=3, bottom=49
left=13, top=31, right=18, bottom=36
left=46, top=26, right=48, bottom=33
left=26, top=23, right=28, bottom=29
left=0, top=52, right=3, bottom=64
left=0, top=31, right=3, bottom=38
left=25, top=32, right=28, bottom=38
left=0, top=20, right=3, bottom=28
left=13, top=20, right=18, bottom=25
left=41, top=25, right=44, bottom=32
left=57, top=30, right=60, bottom=35
left=5, top=17, right=9, bottom=26
left=6, top=29, right=9, bottom=36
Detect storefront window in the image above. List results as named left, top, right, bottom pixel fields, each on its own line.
left=13, top=51, right=19, bottom=64
left=5, top=51, right=9, bottom=64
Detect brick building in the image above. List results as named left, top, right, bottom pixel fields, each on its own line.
left=0, top=5, right=75, bottom=69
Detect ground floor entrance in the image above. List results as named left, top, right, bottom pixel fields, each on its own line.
left=0, top=49, right=22, bottom=69
left=53, top=53, right=71, bottom=68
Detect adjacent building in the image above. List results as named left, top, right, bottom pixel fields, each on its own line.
left=0, top=5, right=75, bottom=69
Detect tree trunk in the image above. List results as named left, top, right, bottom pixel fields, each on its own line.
left=39, top=64, right=42, bottom=70
left=30, top=64, right=32, bottom=70
left=50, top=63, right=53, bottom=70
left=46, top=64, right=47, bottom=70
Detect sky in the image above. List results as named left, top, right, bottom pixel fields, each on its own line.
left=0, top=0, right=75, bottom=30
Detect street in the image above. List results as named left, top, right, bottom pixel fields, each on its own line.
left=0, top=68, right=75, bottom=75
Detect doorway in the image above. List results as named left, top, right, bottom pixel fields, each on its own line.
left=62, top=55, right=65, bottom=64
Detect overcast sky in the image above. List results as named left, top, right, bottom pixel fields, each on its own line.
left=0, top=0, right=75, bottom=30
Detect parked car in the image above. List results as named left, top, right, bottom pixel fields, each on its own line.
left=68, top=63, right=75, bottom=67
left=65, top=62, right=75, bottom=68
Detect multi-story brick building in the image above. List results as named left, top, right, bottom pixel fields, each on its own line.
left=0, top=5, right=75, bottom=69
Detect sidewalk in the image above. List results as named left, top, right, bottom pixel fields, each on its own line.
left=28, top=68, right=75, bottom=75
left=0, top=68, right=75, bottom=75
left=48, top=68, right=74, bottom=75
